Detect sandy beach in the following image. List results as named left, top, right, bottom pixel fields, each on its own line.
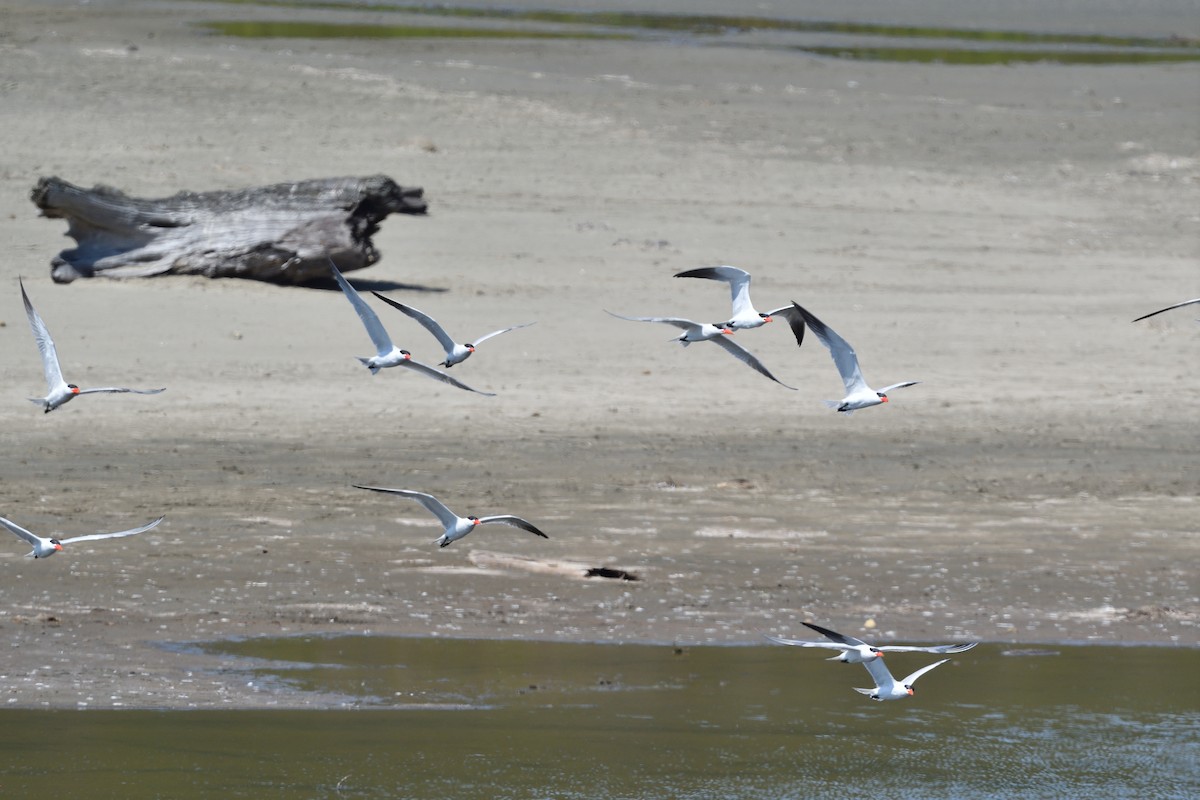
left=0, top=0, right=1196, bottom=710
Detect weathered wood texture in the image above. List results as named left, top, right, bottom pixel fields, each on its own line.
left=31, top=175, right=427, bottom=284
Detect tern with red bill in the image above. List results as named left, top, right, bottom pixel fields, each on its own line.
left=767, top=621, right=978, bottom=663
left=789, top=302, right=919, bottom=413
left=855, top=657, right=951, bottom=701
left=605, top=310, right=797, bottom=388
left=1, top=514, right=165, bottom=559
left=329, top=263, right=494, bottom=395
left=1132, top=297, right=1200, bottom=323
left=20, top=278, right=165, bottom=413
left=352, top=486, right=548, bottom=548
left=673, top=265, right=794, bottom=331
left=370, top=293, right=534, bottom=368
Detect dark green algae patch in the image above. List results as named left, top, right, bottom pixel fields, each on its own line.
left=199, top=20, right=633, bottom=41
left=200, top=1, right=1200, bottom=64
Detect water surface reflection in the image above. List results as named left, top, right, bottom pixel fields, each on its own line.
left=1, top=638, right=1195, bottom=799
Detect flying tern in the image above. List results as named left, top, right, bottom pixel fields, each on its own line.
left=855, top=657, right=950, bottom=701
left=790, top=302, right=919, bottom=412
left=370, top=293, right=535, bottom=368
left=674, top=265, right=795, bottom=331
left=329, top=263, right=494, bottom=395
left=1, top=514, right=165, bottom=559
left=605, top=310, right=797, bottom=388
left=352, top=486, right=548, bottom=547
left=767, top=621, right=978, bottom=663
left=20, top=278, right=166, bottom=413
left=1132, top=297, right=1200, bottom=323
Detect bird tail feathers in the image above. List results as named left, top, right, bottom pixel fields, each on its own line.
left=356, top=357, right=381, bottom=375
left=823, top=400, right=853, bottom=415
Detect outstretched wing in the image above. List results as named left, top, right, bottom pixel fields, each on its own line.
left=60, top=515, right=165, bottom=545
left=353, top=486, right=461, bottom=528
left=0, top=515, right=43, bottom=547
left=400, top=358, right=496, bottom=396
left=371, top=294, right=457, bottom=353
left=764, top=634, right=854, bottom=653
left=675, top=266, right=755, bottom=320
left=20, top=278, right=66, bottom=392
left=708, top=335, right=796, bottom=389
left=605, top=310, right=698, bottom=330
left=76, top=387, right=166, bottom=396
left=864, top=657, right=902, bottom=695
left=861, top=656, right=898, bottom=692
left=1132, top=297, right=1200, bottom=322
left=878, top=642, right=978, bottom=655
left=477, top=515, right=549, bottom=539
left=766, top=304, right=806, bottom=347
left=330, top=262, right=393, bottom=357
left=470, top=321, right=536, bottom=347
left=876, top=381, right=920, bottom=395
left=802, top=621, right=871, bottom=649
left=899, top=658, right=951, bottom=688
left=790, top=303, right=868, bottom=396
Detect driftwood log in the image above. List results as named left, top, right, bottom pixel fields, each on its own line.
left=31, top=175, right=427, bottom=284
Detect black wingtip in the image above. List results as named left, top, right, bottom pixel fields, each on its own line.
left=789, top=300, right=815, bottom=320
left=673, top=266, right=723, bottom=280
left=801, top=620, right=844, bottom=641
left=370, top=291, right=409, bottom=313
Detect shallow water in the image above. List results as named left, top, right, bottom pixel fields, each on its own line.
left=2, top=637, right=1196, bottom=798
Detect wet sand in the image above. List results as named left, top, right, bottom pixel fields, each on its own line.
left=0, top=0, right=1196, bottom=709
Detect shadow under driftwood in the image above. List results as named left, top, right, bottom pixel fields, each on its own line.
left=304, top=276, right=449, bottom=294
left=31, top=175, right=427, bottom=284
